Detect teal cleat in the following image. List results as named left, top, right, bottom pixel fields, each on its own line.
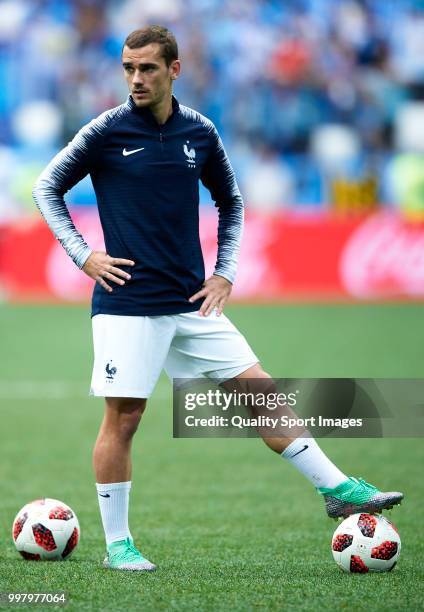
left=103, top=537, right=156, bottom=571
left=318, top=477, right=403, bottom=519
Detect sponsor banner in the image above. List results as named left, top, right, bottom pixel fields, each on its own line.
left=1, top=209, right=424, bottom=300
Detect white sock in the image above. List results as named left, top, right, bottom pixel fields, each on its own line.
left=96, top=481, right=132, bottom=546
left=282, top=437, right=347, bottom=489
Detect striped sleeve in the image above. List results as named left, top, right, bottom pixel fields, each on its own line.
left=200, top=125, right=244, bottom=284
left=32, top=107, right=123, bottom=269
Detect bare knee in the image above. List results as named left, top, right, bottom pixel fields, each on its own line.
left=230, top=364, right=274, bottom=395
left=236, top=363, right=271, bottom=380
left=103, top=397, right=147, bottom=441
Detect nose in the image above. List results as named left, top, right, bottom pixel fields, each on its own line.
left=132, top=69, right=144, bottom=86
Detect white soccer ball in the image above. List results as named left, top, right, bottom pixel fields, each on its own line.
left=332, top=513, right=400, bottom=573
left=12, top=498, right=80, bottom=561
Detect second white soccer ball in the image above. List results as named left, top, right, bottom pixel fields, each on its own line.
left=332, top=513, right=400, bottom=573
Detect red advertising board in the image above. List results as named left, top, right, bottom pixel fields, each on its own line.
left=1, top=209, right=424, bottom=301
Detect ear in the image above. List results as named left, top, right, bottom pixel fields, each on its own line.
left=170, top=59, right=181, bottom=81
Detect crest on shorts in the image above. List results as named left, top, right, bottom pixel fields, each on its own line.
left=105, top=361, right=117, bottom=381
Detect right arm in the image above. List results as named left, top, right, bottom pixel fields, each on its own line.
left=33, top=118, right=133, bottom=292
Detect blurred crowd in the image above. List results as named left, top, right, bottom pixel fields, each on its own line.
left=1, top=0, right=424, bottom=219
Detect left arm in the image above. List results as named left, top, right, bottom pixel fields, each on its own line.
left=189, top=125, right=244, bottom=316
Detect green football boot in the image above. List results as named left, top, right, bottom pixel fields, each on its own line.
left=103, top=537, right=156, bottom=571
left=318, top=477, right=403, bottom=519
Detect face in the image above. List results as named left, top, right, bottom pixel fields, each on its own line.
left=122, top=43, right=180, bottom=109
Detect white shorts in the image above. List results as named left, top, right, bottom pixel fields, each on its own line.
left=90, top=311, right=258, bottom=398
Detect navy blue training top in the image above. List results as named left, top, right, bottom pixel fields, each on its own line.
left=33, top=95, right=244, bottom=316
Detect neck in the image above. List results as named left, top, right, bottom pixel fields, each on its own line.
left=150, top=95, right=173, bottom=125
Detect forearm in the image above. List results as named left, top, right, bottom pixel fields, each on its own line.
left=214, top=196, right=244, bottom=284
left=33, top=177, right=92, bottom=269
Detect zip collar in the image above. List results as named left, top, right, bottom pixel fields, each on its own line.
left=127, top=94, right=180, bottom=128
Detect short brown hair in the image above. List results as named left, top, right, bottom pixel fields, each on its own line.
left=123, top=26, right=178, bottom=67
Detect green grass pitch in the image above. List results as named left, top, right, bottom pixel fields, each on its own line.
left=0, top=303, right=423, bottom=611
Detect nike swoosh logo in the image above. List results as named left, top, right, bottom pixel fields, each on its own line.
left=122, top=147, right=145, bottom=156
left=288, top=444, right=309, bottom=458
left=98, top=493, right=110, bottom=498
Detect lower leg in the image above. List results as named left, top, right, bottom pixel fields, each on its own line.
left=93, top=397, right=146, bottom=483
left=93, top=397, right=146, bottom=545
left=233, top=365, right=346, bottom=489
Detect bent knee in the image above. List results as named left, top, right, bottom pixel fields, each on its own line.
left=253, top=365, right=271, bottom=379
left=231, top=364, right=275, bottom=395
left=237, top=363, right=271, bottom=379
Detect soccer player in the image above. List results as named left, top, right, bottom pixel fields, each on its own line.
left=33, top=26, right=403, bottom=572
